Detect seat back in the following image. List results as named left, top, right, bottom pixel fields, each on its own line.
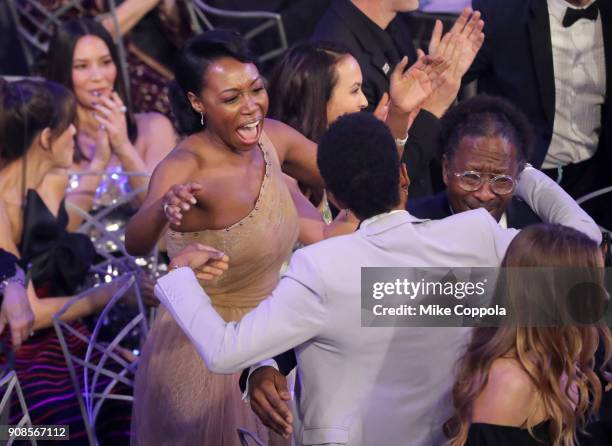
left=66, top=170, right=161, bottom=277
left=576, top=186, right=612, bottom=233
left=6, top=0, right=130, bottom=99
left=0, top=371, right=36, bottom=445
left=184, top=0, right=288, bottom=63
left=52, top=273, right=149, bottom=445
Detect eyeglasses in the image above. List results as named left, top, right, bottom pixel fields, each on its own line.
left=452, top=171, right=516, bottom=195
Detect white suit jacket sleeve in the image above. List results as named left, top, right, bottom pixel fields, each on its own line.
left=154, top=250, right=328, bottom=374
left=478, top=167, right=602, bottom=262
left=515, top=167, right=601, bottom=243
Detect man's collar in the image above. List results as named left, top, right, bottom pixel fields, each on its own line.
left=359, top=210, right=428, bottom=236
left=549, top=0, right=597, bottom=21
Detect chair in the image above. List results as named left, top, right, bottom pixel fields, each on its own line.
left=576, top=186, right=612, bottom=233
left=65, top=170, right=161, bottom=277
left=184, top=0, right=288, bottom=63
left=52, top=273, right=149, bottom=445
left=6, top=0, right=130, bottom=98
left=0, top=371, right=36, bottom=445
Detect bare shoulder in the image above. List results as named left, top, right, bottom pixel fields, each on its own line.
left=263, top=117, right=300, bottom=141
left=152, top=141, right=199, bottom=180
left=0, top=199, right=19, bottom=255
left=134, top=112, right=176, bottom=148
left=472, top=358, right=539, bottom=426
left=147, top=135, right=210, bottom=194
left=135, top=112, right=174, bottom=132
left=263, top=118, right=309, bottom=161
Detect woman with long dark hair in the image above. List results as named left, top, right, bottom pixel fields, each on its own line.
left=446, top=224, right=612, bottom=446
left=46, top=18, right=176, bottom=230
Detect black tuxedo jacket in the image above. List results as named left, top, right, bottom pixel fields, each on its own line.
left=466, top=0, right=612, bottom=172
left=311, top=0, right=442, bottom=198
left=408, top=191, right=542, bottom=230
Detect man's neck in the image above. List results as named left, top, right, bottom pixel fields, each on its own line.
left=351, top=0, right=397, bottom=30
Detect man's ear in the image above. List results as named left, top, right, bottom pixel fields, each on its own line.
left=442, top=154, right=450, bottom=186
left=187, top=92, right=205, bottom=115
left=399, top=162, right=410, bottom=189
left=39, top=127, right=52, bottom=151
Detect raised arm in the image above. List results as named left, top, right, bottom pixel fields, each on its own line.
left=515, top=167, right=601, bottom=243
left=156, top=248, right=328, bottom=374
left=283, top=175, right=357, bottom=245
left=124, top=150, right=197, bottom=255
left=264, top=119, right=325, bottom=190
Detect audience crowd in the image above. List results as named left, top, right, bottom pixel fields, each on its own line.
left=0, top=0, right=610, bottom=445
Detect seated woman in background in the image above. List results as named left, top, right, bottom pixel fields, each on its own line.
left=446, top=224, right=612, bottom=446
left=0, top=79, right=130, bottom=443
left=45, top=18, right=176, bottom=231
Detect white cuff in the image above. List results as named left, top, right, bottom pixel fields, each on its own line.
left=242, top=359, right=279, bottom=402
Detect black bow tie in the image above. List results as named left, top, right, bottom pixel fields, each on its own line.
left=562, top=2, right=599, bottom=27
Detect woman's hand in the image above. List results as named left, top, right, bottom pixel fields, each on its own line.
left=91, top=122, right=113, bottom=169
left=0, top=281, right=35, bottom=350
left=388, top=55, right=449, bottom=114
left=169, top=243, right=229, bottom=281
left=428, top=8, right=484, bottom=81
left=92, top=91, right=131, bottom=154
left=420, top=8, right=485, bottom=117
left=161, top=182, right=203, bottom=226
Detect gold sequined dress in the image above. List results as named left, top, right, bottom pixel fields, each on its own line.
left=131, top=132, right=298, bottom=445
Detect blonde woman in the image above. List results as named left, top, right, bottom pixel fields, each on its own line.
left=446, top=224, right=612, bottom=446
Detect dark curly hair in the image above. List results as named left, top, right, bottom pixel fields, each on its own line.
left=439, top=95, right=533, bottom=164
left=318, top=112, right=399, bottom=219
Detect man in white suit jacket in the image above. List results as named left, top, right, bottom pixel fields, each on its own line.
left=155, top=113, right=601, bottom=446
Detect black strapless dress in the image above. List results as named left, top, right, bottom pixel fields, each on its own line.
left=19, top=189, right=95, bottom=296
left=467, top=420, right=610, bottom=445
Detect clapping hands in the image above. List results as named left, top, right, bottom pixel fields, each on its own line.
left=92, top=91, right=131, bottom=155
left=420, top=8, right=485, bottom=117
left=388, top=54, right=449, bottom=114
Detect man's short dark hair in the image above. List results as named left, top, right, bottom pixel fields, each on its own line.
left=439, top=95, right=533, bottom=164
left=318, top=112, right=400, bottom=219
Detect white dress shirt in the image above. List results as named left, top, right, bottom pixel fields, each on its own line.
left=543, top=0, right=606, bottom=169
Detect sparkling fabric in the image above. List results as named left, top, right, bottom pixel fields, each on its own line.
left=131, top=132, right=299, bottom=446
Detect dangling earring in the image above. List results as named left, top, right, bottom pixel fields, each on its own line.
left=200, top=112, right=205, bottom=126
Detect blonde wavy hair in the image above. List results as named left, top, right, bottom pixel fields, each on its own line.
left=445, top=224, right=611, bottom=446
